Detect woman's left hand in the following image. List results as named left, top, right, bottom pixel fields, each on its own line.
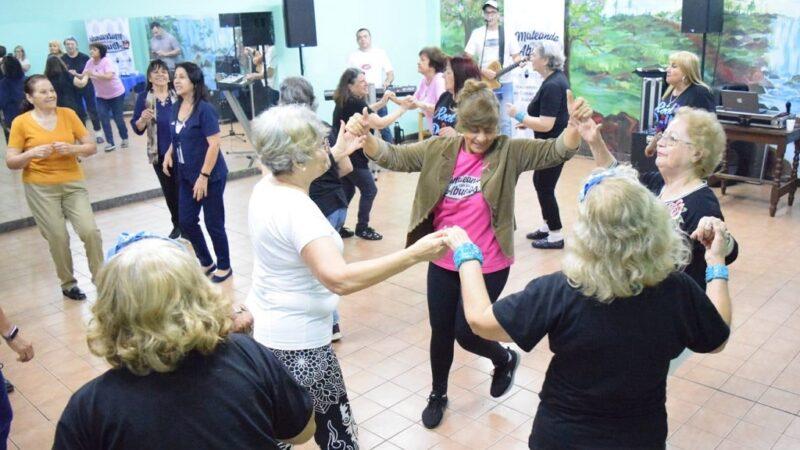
left=691, top=217, right=730, bottom=261
left=442, top=226, right=473, bottom=251
left=335, top=121, right=366, bottom=156
left=52, top=142, right=73, bottom=155
left=193, top=176, right=209, bottom=201
left=566, top=90, right=593, bottom=122
left=505, top=103, right=518, bottom=118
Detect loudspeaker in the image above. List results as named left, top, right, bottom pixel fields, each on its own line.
left=681, top=0, right=723, bottom=33
left=241, top=12, right=275, bottom=46
left=630, top=131, right=657, bottom=173
left=219, top=13, right=240, bottom=28
left=283, top=0, right=317, bottom=48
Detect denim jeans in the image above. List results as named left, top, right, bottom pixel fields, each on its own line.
left=96, top=93, right=129, bottom=145
left=325, top=207, right=347, bottom=326
left=494, top=82, right=514, bottom=137
left=342, top=168, right=377, bottom=230
left=376, top=106, right=393, bottom=143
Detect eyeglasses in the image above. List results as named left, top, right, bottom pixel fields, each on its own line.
left=660, top=132, right=693, bottom=147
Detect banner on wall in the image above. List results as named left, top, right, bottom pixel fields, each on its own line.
left=85, top=18, right=136, bottom=75
left=504, top=0, right=565, bottom=138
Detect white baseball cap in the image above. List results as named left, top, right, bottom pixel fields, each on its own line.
left=483, top=0, right=499, bottom=11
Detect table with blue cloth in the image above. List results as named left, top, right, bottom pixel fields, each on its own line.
left=120, top=73, right=146, bottom=111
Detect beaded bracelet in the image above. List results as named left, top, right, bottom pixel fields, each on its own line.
left=453, top=242, right=484, bottom=269
left=705, top=264, right=729, bottom=283
left=514, top=111, right=525, bottom=123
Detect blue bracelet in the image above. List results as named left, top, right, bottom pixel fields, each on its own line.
left=705, top=264, right=729, bottom=283
left=453, top=242, right=483, bottom=270
left=514, top=111, right=525, bottom=123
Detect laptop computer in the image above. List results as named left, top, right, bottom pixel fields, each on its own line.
left=720, top=90, right=761, bottom=113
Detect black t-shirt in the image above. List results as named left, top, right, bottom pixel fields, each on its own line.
left=310, top=152, right=348, bottom=217
left=53, top=334, right=313, bottom=450
left=640, top=171, right=739, bottom=289
left=493, top=271, right=730, bottom=449
left=49, top=72, right=81, bottom=115
left=61, top=52, right=93, bottom=93
left=332, top=97, right=372, bottom=169
left=527, top=70, right=569, bottom=140
left=652, top=84, right=715, bottom=133
left=431, top=91, right=457, bottom=136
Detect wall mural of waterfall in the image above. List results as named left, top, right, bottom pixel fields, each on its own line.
left=568, top=0, right=799, bottom=160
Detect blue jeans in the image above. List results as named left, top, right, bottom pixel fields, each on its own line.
left=342, top=168, right=377, bottom=230
left=178, top=177, right=230, bottom=270
left=494, top=82, right=514, bottom=137
left=96, top=93, right=129, bottom=145
left=0, top=369, right=11, bottom=450
left=325, top=207, right=347, bottom=326
left=376, top=106, right=393, bottom=143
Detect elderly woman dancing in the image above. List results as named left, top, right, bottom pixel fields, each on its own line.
left=445, top=165, right=732, bottom=449
left=54, top=237, right=316, bottom=449
left=247, top=104, right=447, bottom=449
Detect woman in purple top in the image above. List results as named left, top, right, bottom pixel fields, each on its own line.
left=78, top=43, right=129, bottom=152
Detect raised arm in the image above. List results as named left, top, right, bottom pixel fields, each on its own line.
left=690, top=220, right=732, bottom=353
left=348, top=107, right=428, bottom=172
left=573, top=117, right=616, bottom=168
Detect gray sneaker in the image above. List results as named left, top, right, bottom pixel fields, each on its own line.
left=121, top=139, right=129, bottom=148
left=104, top=143, right=117, bottom=152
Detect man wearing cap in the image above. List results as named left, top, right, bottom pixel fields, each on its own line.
left=464, top=0, right=522, bottom=136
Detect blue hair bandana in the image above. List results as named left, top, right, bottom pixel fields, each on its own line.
left=105, top=231, right=184, bottom=261
left=579, top=173, right=613, bottom=202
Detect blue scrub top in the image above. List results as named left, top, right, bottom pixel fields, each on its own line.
left=171, top=99, right=226, bottom=182
left=130, top=90, right=175, bottom=157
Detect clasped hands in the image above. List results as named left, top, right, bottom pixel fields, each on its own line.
left=29, top=142, right=73, bottom=159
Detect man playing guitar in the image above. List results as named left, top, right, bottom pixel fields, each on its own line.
left=464, top=0, right=524, bottom=136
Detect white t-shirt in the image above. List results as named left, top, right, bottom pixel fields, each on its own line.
left=347, top=47, right=393, bottom=87
left=464, top=26, right=521, bottom=84
left=246, top=178, right=343, bottom=350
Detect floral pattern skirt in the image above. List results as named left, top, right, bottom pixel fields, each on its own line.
left=271, top=344, right=359, bottom=450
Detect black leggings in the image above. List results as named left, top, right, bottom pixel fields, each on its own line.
left=427, top=263, right=510, bottom=395
left=533, top=163, right=564, bottom=231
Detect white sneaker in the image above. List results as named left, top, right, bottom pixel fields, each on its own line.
left=104, top=143, right=117, bottom=152
left=121, top=139, right=129, bottom=148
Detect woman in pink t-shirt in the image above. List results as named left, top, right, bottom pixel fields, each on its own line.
left=411, top=46, right=447, bottom=133
left=78, top=43, right=128, bottom=152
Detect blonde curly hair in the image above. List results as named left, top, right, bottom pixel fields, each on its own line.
left=562, top=166, right=691, bottom=303
left=88, top=239, right=232, bottom=375
left=673, top=107, right=726, bottom=178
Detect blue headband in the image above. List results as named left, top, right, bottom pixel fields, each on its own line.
left=105, top=231, right=184, bottom=261
left=579, top=173, right=613, bottom=202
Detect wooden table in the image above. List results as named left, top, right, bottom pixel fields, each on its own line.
left=714, top=124, right=800, bottom=216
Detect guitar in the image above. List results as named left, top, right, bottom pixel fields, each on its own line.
left=481, top=56, right=529, bottom=90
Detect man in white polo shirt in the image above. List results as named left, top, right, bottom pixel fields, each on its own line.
left=464, top=0, right=522, bottom=136
left=346, top=28, right=394, bottom=143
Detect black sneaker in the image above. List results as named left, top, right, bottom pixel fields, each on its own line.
left=355, top=226, right=383, bottom=241
left=332, top=324, right=342, bottom=342
left=4, top=379, right=13, bottom=393
left=339, top=227, right=355, bottom=238
left=490, top=348, right=520, bottom=398
left=421, top=393, right=448, bottom=429
left=62, top=286, right=87, bottom=301
left=531, top=238, right=564, bottom=250
left=526, top=230, right=549, bottom=240
left=168, top=227, right=181, bottom=239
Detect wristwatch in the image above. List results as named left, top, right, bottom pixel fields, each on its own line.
left=3, top=325, right=19, bottom=342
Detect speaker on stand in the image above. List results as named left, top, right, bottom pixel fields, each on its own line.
left=681, top=0, right=723, bottom=78
left=283, top=0, right=317, bottom=75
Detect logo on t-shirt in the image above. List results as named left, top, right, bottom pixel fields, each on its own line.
left=444, top=175, right=481, bottom=200
left=665, top=198, right=687, bottom=225
left=361, top=64, right=372, bottom=71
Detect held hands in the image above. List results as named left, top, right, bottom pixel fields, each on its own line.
left=505, top=103, right=518, bottom=119
left=566, top=90, right=593, bottom=123
left=644, top=132, right=662, bottom=158
left=193, top=175, right=209, bottom=201
left=334, top=120, right=367, bottom=156
left=408, top=230, right=449, bottom=262
left=569, top=116, right=603, bottom=144
left=482, top=68, right=497, bottom=81
left=52, top=142, right=74, bottom=155
left=690, top=217, right=730, bottom=263
left=441, top=226, right=473, bottom=251
left=400, top=96, right=417, bottom=110
left=230, top=304, right=254, bottom=334
left=345, top=107, right=371, bottom=137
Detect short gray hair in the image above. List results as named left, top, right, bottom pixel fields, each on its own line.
left=279, top=76, right=318, bottom=111
left=251, top=104, right=328, bottom=176
left=533, top=40, right=565, bottom=71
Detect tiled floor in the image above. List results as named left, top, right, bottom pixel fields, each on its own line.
left=0, top=156, right=799, bottom=449
left=0, top=121, right=256, bottom=224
